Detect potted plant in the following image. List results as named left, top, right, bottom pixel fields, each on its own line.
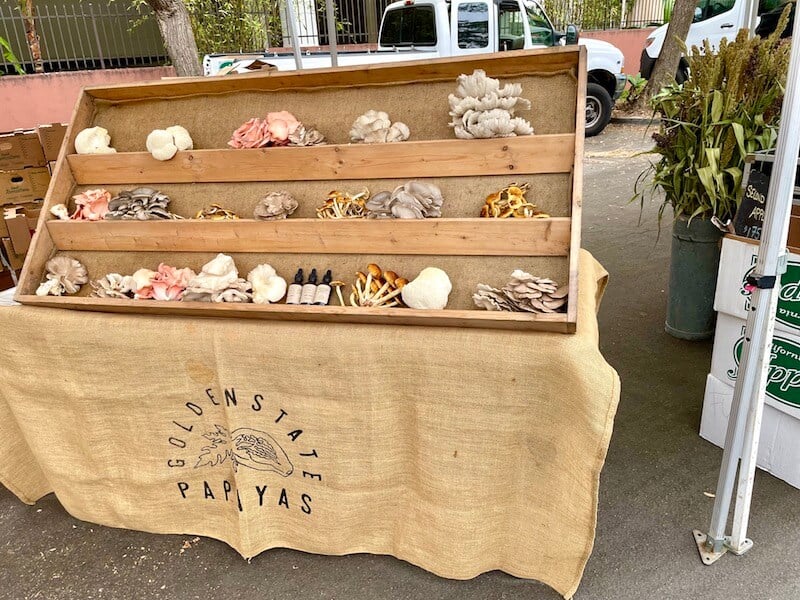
left=635, top=14, right=791, bottom=340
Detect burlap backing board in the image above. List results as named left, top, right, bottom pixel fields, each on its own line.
left=0, top=250, right=619, bottom=599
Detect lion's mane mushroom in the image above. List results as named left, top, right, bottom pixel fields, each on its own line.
left=400, top=267, right=452, bottom=310
left=473, top=270, right=568, bottom=313
left=254, top=191, right=298, bottom=220
left=184, top=253, right=240, bottom=299
left=350, top=110, right=410, bottom=143
left=74, top=126, right=116, bottom=154
left=366, top=181, right=444, bottom=219
left=35, top=256, right=89, bottom=296
left=448, top=70, right=533, bottom=139
left=247, top=264, right=287, bottom=304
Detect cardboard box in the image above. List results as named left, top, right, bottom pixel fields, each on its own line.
left=700, top=373, right=800, bottom=489
left=37, top=123, right=68, bottom=162
left=0, top=238, right=25, bottom=270
left=0, top=167, right=51, bottom=206
left=715, top=235, right=800, bottom=337
left=2, top=213, right=31, bottom=254
left=0, top=130, right=46, bottom=170
left=710, top=312, right=800, bottom=419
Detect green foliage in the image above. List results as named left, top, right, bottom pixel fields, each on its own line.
left=634, top=8, right=792, bottom=223
left=0, top=35, right=24, bottom=76
left=618, top=73, right=647, bottom=105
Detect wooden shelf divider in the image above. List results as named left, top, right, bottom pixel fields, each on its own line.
left=46, top=217, right=572, bottom=256
left=66, top=135, right=575, bottom=185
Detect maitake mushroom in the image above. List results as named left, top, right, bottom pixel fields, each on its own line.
left=74, top=126, right=116, bottom=154
left=90, top=273, right=136, bottom=299
left=146, top=126, right=193, bottom=161
left=247, top=264, right=287, bottom=304
left=401, top=267, right=452, bottom=310
left=473, top=270, right=568, bottom=313
left=448, top=70, right=534, bottom=139
left=350, top=110, right=410, bottom=143
left=366, top=181, right=444, bottom=219
left=35, top=256, right=89, bottom=296
left=316, top=189, right=369, bottom=219
left=71, top=188, right=111, bottom=221
left=105, top=188, right=179, bottom=220
left=480, top=183, right=549, bottom=219
left=183, top=253, right=240, bottom=300
left=349, top=263, right=408, bottom=307
left=254, top=191, right=298, bottom=221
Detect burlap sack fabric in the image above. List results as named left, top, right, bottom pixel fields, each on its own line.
left=0, top=250, right=618, bottom=599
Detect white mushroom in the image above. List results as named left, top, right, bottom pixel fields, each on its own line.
left=400, top=267, right=452, bottom=310
left=247, top=264, right=287, bottom=304
left=350, top=110, right=410, bottom=143
left=35, top=256, right=89, bottom=296
left=165, top=125, right=194, bottom=151
left=131, top=268, right=158, bottom=294
left=185, top=253, right=239, bottom=294
left=49, top=203, right=70, bottom=220
left=74, top=126, right=116, bottom=154
left=146, top=129, right=178, bottom=161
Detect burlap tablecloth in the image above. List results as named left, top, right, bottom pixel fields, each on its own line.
left=0, top=250, right=618, bottom=599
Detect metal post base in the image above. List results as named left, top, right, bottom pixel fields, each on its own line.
left=693, top=530, right=754, bottom=565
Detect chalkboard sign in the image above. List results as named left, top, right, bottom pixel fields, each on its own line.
left=734, top=169, right=771, bottom=240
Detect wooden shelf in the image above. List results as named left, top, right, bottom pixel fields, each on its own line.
left=66, top=135, right=575, bottom=185
left=16, top=294, right=574, bottom=332
left=46, top=217, right=571, bottom=255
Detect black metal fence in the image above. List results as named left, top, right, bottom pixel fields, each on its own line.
left=0, top=2, right=168, bottom=74
left=544, top=0, right=667, bottom=30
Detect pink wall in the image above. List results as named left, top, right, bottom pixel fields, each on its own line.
left=0, top=67, right=175, bottom=132
left=582, top=28, right=657, bottom=74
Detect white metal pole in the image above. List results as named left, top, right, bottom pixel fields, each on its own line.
left=729, top=11, right=800, bottom=551
left=284, top=0, right=304, bottom=70
left=325, top=0, right=339, bottom=67
left=697, top=11, right=800, bottom=564
left=743, top=0, right=759, bottom=36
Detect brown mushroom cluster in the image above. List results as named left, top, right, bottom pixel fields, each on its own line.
left=473, top=270, right=568, bottom=313
left=316, top=189, right=369, bottom=219
left=480, top=183, right=549, bottom=219
left=347, top=263, right=408, bottom=307
left=106, top=187, right=179, bottom=220
left=195, top=204, right=239, bottom=220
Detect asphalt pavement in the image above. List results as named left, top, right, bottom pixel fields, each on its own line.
left=2, top=122, right=799, bottom=600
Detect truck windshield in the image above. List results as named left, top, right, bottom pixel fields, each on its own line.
left=524, top=2, right=554, bottom=45
left=380, top=6, right=437, bottom=46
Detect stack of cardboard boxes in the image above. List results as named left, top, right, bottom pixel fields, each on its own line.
left=0, top=124, right=66, bottom=287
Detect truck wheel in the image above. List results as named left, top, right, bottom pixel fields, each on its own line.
left=585, top=82, right=613, bottom=137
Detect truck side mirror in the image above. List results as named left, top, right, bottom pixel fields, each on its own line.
left=565, top=24, right=579, bottom=45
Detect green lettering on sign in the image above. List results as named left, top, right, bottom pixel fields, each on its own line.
left=730, top=335, right=800, bottom=408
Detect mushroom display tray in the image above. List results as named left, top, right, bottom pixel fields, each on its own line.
left=16, top=47, right=585, bottom=333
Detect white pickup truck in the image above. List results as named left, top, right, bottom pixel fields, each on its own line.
left=204, top=0, right=626, bottom=136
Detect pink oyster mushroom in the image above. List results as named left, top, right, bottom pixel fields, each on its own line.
left=228, top=117, right=271, bottom=149
left=265, top=111, right=301, bottom=145
left=136, top=263, right=196, bottom=301
left=71, top=188, right=111, bottom=221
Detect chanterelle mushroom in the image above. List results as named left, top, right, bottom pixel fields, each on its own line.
left=74, top=126, right=116, bottom=154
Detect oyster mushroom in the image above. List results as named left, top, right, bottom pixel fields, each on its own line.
left=146, top=129, right=178, bottom=161
left=288, top=123, right=325, bottom=146
left=35, top=256, right=89, bottom=296
left=74, top=126, right=116, bottom=154
left=365, top=181, right=443, bottom=219
left=473, top=271, right=568, bottom=313
left=50, top=203, right=70, bottom=221
left=400, top=267, right=452, bottom=310
left=90, top=273, right=136, bottom=299
left=254, top=191, right=298, bottom=221
left=247, top=264, right=287, bottom=304
left=229, top=117, right=271, bottom=149
left=71, top=188, right=111, bottom=221
left=106, top=187, right=177, bottom=220
left=350, top=110, right=410, bottom=143
left=266, top=111, right=301, bottom=145
left=448, top=69, right=533, bottom=139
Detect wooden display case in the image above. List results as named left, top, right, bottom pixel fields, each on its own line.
left=15, top=47, right=585, bottom=332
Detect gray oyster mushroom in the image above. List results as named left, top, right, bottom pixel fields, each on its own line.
left=473, top=270, right=568, bottom=313
left=449, top=70, right=534, bottom=139
left=105, top=187, right=179, bottom=220
left=365, top=181, right=444, bottom=219
left=35, top=256, right=89, bottom=296
left=253, top=191, right=298, bottom=221
left=288, top=124, right=325, bottom=146
left=90, top=273, right=136, bottom=299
